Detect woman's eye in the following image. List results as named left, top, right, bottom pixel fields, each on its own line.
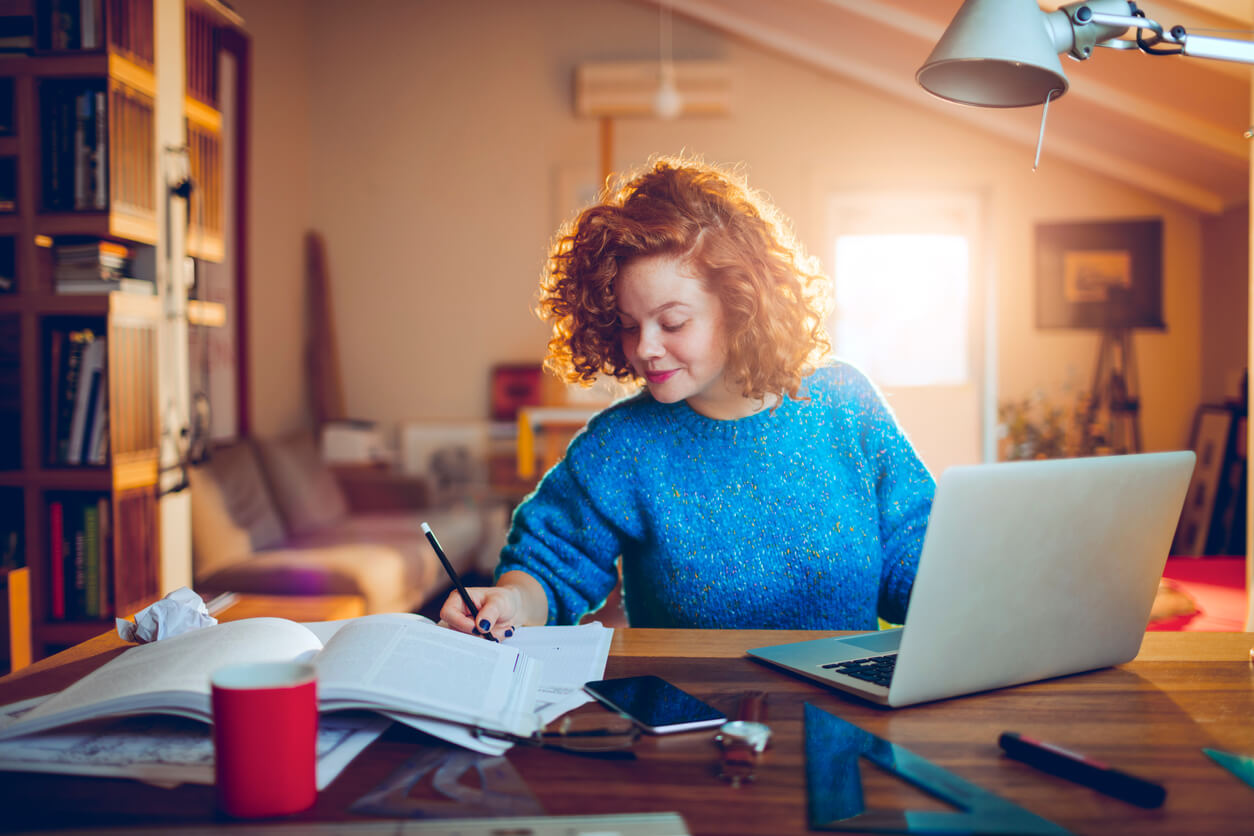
left=620, top=323, right=639, bottom=334
left=662, top=321, right=687, bottom=333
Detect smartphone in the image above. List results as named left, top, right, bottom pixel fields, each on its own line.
left=584, top=675, right=726, bottom=734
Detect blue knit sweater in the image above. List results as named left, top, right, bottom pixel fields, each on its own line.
left=496, top=362, right=936, bottom=629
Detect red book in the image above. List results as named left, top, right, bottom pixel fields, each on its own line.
left=49, top=501, right=65, bottom=620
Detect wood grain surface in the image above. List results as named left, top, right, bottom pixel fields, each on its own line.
left=0, top=629, right=1251, bottom=834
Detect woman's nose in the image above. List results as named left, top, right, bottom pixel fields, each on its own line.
left=636, top=326, right=664, bottom=359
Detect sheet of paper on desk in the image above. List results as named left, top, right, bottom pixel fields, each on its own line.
left=377, top=621, right=614, bottom=755
left=303, top=618, right=612, bottom=725
left=0, top=695, right=389, bottom=789
left=510, top=621, right=613, bottom=721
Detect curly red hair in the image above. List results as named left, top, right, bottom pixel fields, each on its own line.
left=539, top=156, right=831, bottom=402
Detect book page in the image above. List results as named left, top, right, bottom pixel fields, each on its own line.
left=0, top=618, right=323, bottom=739
left=0, top=694, right=388, bottom=790
left=313, top=613, right=539, bottom=734
left=509, top=622, right=613, bottom=723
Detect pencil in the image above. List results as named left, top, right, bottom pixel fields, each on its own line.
left=422, top=521, right=497, bottom=642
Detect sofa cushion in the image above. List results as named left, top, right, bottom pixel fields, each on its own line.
left=196, top=543, right=414, bottom=615
left=287, top=507, right=485, bottom=610
left=255, top=431, right=349, bottom=537
left=189, top=443, right=287, bottom=581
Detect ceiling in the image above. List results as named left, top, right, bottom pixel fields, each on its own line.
left=631, top=0, right=1252, bottom=215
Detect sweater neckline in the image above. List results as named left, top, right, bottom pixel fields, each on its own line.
left=666, top=393, right=792, bottom=437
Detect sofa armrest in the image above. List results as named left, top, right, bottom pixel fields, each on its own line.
left=330, top=465, right=433, bottom=512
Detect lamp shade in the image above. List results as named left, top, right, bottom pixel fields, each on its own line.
left=917, top=0, right=1069, bottom=108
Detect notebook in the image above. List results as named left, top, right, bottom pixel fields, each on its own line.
left=747, top=451, right=1196, bottom=707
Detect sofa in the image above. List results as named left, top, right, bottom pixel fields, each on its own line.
left=189, top=431, right=498, bottom=614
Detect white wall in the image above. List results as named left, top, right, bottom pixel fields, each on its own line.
left=1202, top=205, right=1249, bottom=405
left=234, top=0, right=1208, bottom=457
left=235, top=0, right=315, bottom=436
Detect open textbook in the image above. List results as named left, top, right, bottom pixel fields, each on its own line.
left=0, top=613, right=541, bottom=747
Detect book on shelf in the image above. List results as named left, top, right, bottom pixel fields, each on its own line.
left=47, top=328, right=109, bottom=466
left=55, top=240, right=130, bottom=261
left=45, top=493, right=109, bottom=620
left=0, top=15, right=34, bottom=53
left=42, top=0, right=101, bottom=51
left=0, top=614, right=543, bottom=751
left=41, top=80, right=108, bottom=212
left=64, top=337, right=103, bottom=465
left=55, top=277, right=153, bottom=296
left=50, top=328, right=90, bottom=465
left=0, top=159, right=14, bottom=212
left=48, top=502, right=64, bottom=621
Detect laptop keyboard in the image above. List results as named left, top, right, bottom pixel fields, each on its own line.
left=823, top=654, right=897, bottom=686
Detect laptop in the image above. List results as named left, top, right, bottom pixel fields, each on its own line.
left=747, top=451, right=1195, bottom=707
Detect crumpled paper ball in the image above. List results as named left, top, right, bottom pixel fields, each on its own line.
left=116, top=586, right=218, bottom=643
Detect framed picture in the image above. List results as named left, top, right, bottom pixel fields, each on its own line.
left=490, top=364, right=543, bottom=422
left=1035, top=218, right=1164, bottom=329
left=1171, top=405, right=1235, bottom=556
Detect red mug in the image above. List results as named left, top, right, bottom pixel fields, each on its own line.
left=210, top=661, right=318, bottom=818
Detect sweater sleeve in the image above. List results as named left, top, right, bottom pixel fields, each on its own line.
left=494, top=422, right=632, bottom=625
left=841, top=367, right=936, bottom=624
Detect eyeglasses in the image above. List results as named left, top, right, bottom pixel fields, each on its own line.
left=474, top=715, right=641, bottom=760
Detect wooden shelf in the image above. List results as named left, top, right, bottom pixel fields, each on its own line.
left=22, top=468, right=114, bottom=491
left=37, top=618, right=114, bottom=649
left=190, top=0, right=245, bottom=29
left=187, top=299, right=225, bottom=327
left=3, top=53, right=155, bottom=96
left=0, top=0, right=167, bottom=664
left=36, top=212, right=158, bottom=248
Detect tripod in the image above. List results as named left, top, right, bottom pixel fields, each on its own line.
left=1088, top=327, right=1142, bottom=454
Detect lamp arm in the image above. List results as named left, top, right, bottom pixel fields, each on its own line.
left=1068, top=4, right=1254, bottom=66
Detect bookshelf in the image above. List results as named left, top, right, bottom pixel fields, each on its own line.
left=184, top=0, right=236, bottom=263
left=0, top=0, right=163, bottom=658
left=184, top=0, right=242, bottom=445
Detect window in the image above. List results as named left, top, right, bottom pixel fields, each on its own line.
left=827, top=194, right=979, bottom=389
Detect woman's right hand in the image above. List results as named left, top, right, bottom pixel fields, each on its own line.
left=438, top=585, right=524, bottom=639
left=438, top=570, right=550, bottom=639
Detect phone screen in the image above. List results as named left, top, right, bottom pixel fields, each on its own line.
left=583, top=675, right=726, bottom=734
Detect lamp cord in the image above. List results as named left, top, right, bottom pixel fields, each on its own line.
left=1033, top=89, right=1064, bottom=172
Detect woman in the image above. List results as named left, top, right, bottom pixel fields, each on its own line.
left=441, top=157, right=934, bottom=634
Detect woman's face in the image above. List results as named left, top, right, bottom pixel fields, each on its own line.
left=615, top=254, right=747, bottom=419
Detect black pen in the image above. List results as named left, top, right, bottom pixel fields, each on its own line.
left=998, top=731, right=1166, bottom=808
left=422, top=521, right=497, bottom=642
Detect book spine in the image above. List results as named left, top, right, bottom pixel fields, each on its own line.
left=72, top=515, right=86, bottom=619
left=86, top=346, right=108, bottom=465
left=73, top=91, right=87, bottom=210
left=45, top=328, right=63, bottom=465
left=83, top=501, right=99, bottom=618
left=94, top=89, right=106, bottom=208
left=49, top=500, right=64, bottom=620
left=97, top=496, right=111, bottom=616
left=79, top=367, right=103, bottom=464
left=43, top=87, right=61, bottom=210
left=65, top=335, right=101, bottom=465
left=55, top=330, right=87, bottom=465
left=81, top=0, right=97, bottom=49
left=92, top=391, right=110, bottom=465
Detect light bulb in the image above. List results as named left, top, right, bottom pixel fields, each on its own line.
left=654, top=67, right=683, bottom=119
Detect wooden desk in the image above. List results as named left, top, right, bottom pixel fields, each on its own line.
left=209, top=592, right=367, bottom=623
left=0, top=630, right=1251, bottom=834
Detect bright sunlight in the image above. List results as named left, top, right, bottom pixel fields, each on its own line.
left=831, top=234, right=970, bottom=388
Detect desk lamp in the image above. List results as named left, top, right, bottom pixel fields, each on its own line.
left=918, top=0, right=1254, bottom=109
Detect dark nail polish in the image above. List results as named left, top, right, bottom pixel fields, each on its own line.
left=504, top=628, right=514, bottom=638
left=479, top=619, right=491, bottom=631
